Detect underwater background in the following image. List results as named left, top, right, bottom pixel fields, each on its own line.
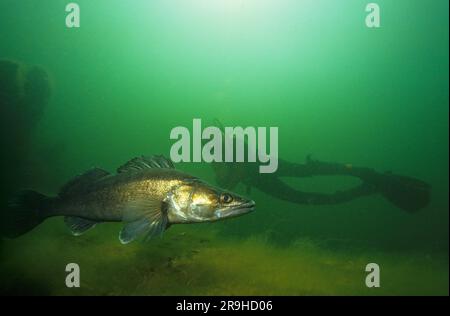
left=0, top=0, right=448, bottom=295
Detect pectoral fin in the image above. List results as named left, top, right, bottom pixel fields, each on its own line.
left=119, top=198, right=168, bottom=244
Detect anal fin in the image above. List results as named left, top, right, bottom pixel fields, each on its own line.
left=64, top=216, right=99, bottom=236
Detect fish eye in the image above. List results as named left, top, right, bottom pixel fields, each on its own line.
left=220, top=193, right=233, bottom=204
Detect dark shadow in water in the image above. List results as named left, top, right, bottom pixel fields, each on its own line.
left=0, top=59, right=51, bottom=237
left=0, top=269, right=51, bottom=296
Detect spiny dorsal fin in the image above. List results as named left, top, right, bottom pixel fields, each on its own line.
left=117, top=155, right=174, bottom=174
left=59, top=168, right=110, bottom=197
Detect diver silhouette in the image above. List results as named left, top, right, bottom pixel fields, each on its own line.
left=210, top=120, right=430, bottom=213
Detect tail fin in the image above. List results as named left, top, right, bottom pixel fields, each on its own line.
left=1, top=190, right=49, bottom=238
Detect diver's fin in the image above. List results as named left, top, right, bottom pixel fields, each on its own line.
left=64, top=216, right=99, bottom=236
left=59, top=168, right=110, bottom=197
left=117, top=155, right=174, bottom=174
left=2, top=190, right=50, bottom=238
left=375, top=173, right=431, bottom=213
left=119, top=198, right=169, bottom=244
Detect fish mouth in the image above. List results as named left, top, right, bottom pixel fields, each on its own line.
left=217, top=200, right=255, bottom=219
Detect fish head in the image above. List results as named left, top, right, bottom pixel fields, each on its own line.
left=167, top=179, right=255, bottom=223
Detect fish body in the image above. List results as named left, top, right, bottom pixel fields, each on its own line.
left=51, top=168, right=194, bottom=222
left=6, top=155, right=255, bottom=243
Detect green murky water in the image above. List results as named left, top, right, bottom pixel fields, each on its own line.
left=0, top=0, right=448, bottom=295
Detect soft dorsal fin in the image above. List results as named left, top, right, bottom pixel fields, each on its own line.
left=117, top=155, right=174, bottom=174
left=59, top=168, right=110, bottom=197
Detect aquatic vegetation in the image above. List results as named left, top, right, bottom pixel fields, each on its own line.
left=0, top=221, right=447, bottom=296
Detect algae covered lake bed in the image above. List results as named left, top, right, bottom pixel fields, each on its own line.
left=1, top=219, right=447, bottom=296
